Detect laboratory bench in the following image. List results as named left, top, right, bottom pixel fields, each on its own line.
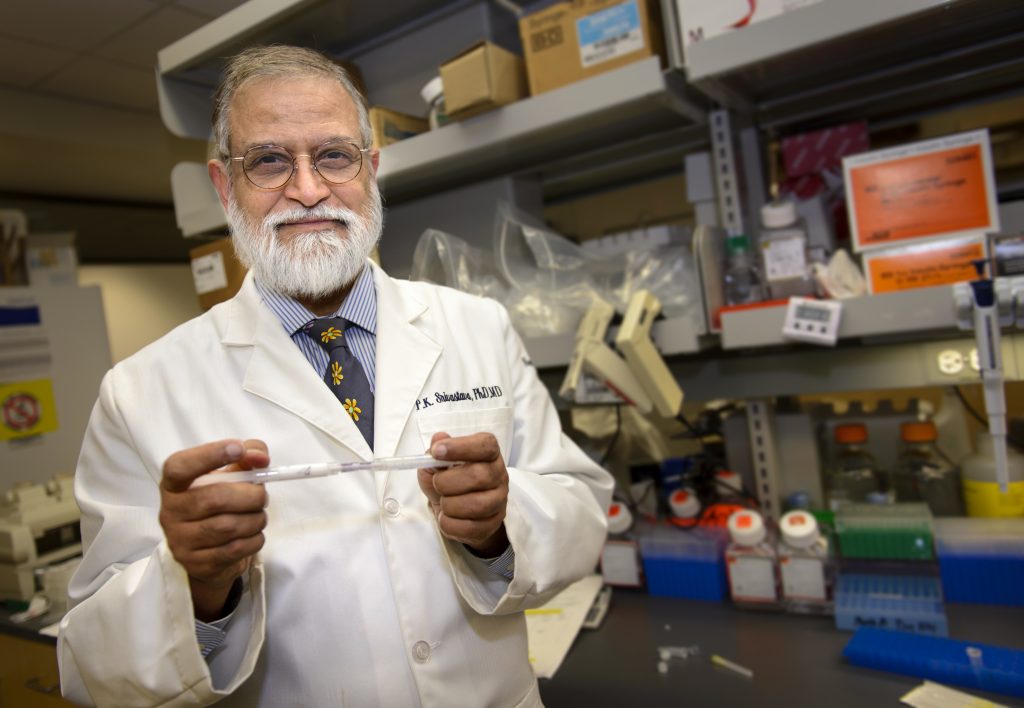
left=538, top=589, right=1024, bottom=708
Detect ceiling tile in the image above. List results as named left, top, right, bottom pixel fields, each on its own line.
left=172, top=0, right=248, bottom=20
left=40, top=57, right=158, bottom=112
left=0, top=0, right=158, bottom=52
left=0, top=35, right=77, bottom=88
left=94, top=6, right=211, bottom=69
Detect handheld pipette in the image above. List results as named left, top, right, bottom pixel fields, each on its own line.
left=189, top=454, right=453, bottom=489
left=967, top=259, right=1010, bottom=493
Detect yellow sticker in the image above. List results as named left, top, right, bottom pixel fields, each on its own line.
left=0, top=379, right=59, bottom=441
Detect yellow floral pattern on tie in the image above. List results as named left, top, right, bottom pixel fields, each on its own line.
left=330, top=361, right=344, bottom=385
left=343, top=398, right=361, bottom=421
left=321, top=326, right=342, bottom=343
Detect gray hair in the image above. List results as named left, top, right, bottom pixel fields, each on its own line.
left=211, top=45, right=371, bottom=162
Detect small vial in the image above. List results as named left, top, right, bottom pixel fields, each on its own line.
left=725, top=510, right=780, bottom=609
left=777, top=510, right=833, bottom=615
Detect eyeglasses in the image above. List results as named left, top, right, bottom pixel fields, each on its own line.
left=229, top=139, right=369, bottom=190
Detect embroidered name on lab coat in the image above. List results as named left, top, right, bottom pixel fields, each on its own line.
left=415, top=385, right=504, bottom=410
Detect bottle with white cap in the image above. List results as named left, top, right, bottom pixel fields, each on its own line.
left=725, top=509, right=781, bottom=609
left=601, top=501, right=642, bottom=587
left=777, top=510, right=832, bottom=614
left=668, top=487, right=701, bottom=521
left=420, top=76, right=449, bottom=130
left=758, top=199, right=815, bottom=299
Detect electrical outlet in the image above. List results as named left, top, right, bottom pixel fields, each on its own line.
left=969, top=348, right=980, bottom=372
left=937, top=349, right=964, bottom=375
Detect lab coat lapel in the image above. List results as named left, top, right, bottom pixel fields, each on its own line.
left=371, top=263, right=441, bottom=459
left=225, top=275, right=373, bottom=460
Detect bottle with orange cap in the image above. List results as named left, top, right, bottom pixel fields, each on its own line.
left=725, top=509, right=781, bottom=609
left=777, top=510, right=833, bottom=614
left=826, top=423, right=884, bottom=510
left=893, top=420, right=964, bottom=516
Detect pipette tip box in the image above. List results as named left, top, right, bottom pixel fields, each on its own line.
left=638, top=523, right=728, bottom=602
left=935, top=518, right=1024, bottom=606
left=843, top=627, right=1024, bottom=699
left=835, top=503, right=935, bottom=561
left=834, top=573, right=948, bottom=636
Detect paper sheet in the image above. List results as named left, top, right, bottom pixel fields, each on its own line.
left=901, top=681, right=1007, bottom=708
left=525, top=574, right=603, bottom=679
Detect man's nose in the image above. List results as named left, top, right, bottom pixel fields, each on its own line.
left=283, top=155, right=331, bottom=207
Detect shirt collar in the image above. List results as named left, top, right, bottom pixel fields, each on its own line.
left=254, top=265, right=377, bottom=337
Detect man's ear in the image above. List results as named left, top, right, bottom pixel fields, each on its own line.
left=368, top=149, right=380, bottom=177
left=208, top=159, right=232, bottom=211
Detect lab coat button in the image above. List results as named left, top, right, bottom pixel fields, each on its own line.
left=383, top=497, right=401, bottom=517
left=413, top=640, right=431, bottom=663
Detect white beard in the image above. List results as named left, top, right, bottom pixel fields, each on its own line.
left=228, top=181, right=384, bottom=300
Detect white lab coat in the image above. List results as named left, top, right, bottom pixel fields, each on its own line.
left=58, top=262, right=612, bottom=707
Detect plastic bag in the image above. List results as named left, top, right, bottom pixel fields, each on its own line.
left=409, top=229, right=509, bottom=302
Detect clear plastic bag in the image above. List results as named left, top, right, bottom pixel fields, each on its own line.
left=409, top=229, right=509, bottom=302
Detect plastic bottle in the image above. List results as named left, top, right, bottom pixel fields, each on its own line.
left=420, top=76, right=449, bottom=130
left=827, top=423, right=884, bottom=510
left=723, top=233, right=766, bottom=306
left=777, top=510, right=832, bottom=614
left=725, top=510, right=780, bottom=609
left=759, top=199, right=815, bottom=299
left=961, top=432, right=1024, bottom=517
left=893, top=421, right=964, bottom=516
left=668, top=487, right=701, bottom=520
left=601, top=501, right=642, bottom=587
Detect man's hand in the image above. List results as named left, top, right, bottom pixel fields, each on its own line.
left=159, top=439, right=269, bottom=622
left=418, top=432, right=509, bottom=558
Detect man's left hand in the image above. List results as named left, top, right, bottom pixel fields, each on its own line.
left=418, top=432, right=509, bottom=558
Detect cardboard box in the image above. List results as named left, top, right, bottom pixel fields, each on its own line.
left=677, top=0, right=822, bottom=60
left=861, top=234, right=987, bottom=295
left=440, top=41, right=527, bottom=119
left=190, top=237, right=247, bottom=310
left=519, top=0, right=663, bottom=96
left=26, top=232, right=77, bottom=287
left=843, top=130, right=1000, bottom=252
left=369, top=107, right=429, bottom=150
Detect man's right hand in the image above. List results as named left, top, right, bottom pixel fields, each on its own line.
left=160, top=439, right=270, bottom=622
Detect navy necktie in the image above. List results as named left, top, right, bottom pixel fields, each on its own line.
left=302, top=316, right=374, bottom=449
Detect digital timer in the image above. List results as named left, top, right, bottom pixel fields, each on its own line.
left=782, top=297, right=843, bottom=346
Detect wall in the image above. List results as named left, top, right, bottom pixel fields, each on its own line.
left=78, top=264, right=201, bottom=363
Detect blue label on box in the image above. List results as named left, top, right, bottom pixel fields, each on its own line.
left=576, top=0, right=644, bottom=69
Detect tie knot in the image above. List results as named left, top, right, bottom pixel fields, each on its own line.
left=303, top=316, right=350, bottom=351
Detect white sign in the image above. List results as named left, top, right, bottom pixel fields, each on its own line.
left=191, top=251, right=228, bottom=295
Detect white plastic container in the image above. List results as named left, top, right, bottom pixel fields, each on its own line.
left=961, top=432, right=1024, bottom=517
left=777, top=510, right=832, bottom=614
left=420, top=76, right=449, bottom=130
left=725, top=510, right=780, bottom=609
left=759, top=199, right=815, bottom=299
left=669, top=487, right=701, bottom=519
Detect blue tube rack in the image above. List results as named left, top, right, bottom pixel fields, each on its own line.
left=834, top=574, right=948, bottom=636
left=844, top=627, right=1024, bottom=699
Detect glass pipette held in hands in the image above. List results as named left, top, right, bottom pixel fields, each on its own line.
left=189, top=454, right=455, bottom=489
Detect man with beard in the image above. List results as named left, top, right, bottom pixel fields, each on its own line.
left=57, top=46, right=612, bottom=707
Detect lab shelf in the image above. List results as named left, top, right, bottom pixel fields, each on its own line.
left=376, top=57, right=705, bottom=203
left=156, top=0, right=448, bottom=139
left=524, top=313, right=712, bottom=370
left=719, top=286, right=960, bottom=350
left=683, top=0, right=1024, bottom=129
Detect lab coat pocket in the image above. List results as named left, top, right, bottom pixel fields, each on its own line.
left=416, top=406, right=513, bottom=463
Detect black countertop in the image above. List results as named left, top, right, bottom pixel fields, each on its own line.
left=538, top=590, right=1024, bottom=708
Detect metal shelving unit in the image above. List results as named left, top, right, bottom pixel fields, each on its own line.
left=683, top=0, right=1024, bottom=130
left=719, top=285, right=961, bottom=350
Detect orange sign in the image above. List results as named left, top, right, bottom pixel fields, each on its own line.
left=843, top=130, right=998, bottom=252
left=862, top=236, right=986, bottom=294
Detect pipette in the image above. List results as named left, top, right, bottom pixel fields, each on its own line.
left=189, top=454, right=454, bottom=489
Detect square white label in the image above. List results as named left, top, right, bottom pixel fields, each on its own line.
left=191, top=251, right=228, bottom=295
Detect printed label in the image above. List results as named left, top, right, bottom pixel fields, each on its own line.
left=762, top=233, right=808, bottom=281
left=862, top=235, right=985, bottom=294
left=191, top=251, right=228, bottom=295
left=780, top=557, right=827, bottom=601
left=577, top=0, right=644, bottom=68
left=727, top=555, right=777, bottom=601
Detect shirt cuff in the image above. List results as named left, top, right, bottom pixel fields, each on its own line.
left=193, top=577, right=243, bottom=659
left=476, top=544, right=515, bottom=581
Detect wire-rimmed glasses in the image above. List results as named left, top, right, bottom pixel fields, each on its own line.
left=229, top=139, right=369, bottom=190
